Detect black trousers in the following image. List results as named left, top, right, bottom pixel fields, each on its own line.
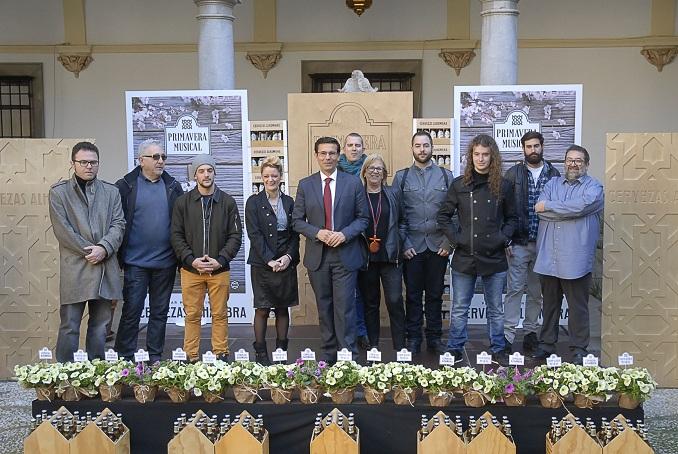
left=538, top=272, right=592, bottom=353
left=403, top=250, right=448, bottom=344
left=358, top=261, right=406, bottom=350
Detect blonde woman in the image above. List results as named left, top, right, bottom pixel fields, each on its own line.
left=245, top=156, right=299, bottom=364
left=358, top=154, right=406, bottom=350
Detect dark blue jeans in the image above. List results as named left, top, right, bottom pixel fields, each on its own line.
left=114, top=265, right=176, bottom=362
left=355, top=289, right=368, bottom=337
left=403, top=250, right=448, bottom=345
left=56, top=300, right=111, bottom=362
left=447, top=270, right=507, bottom=353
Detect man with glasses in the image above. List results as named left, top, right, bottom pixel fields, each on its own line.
left=49, top=141, right=125, bottom=362
left=293, top=137, right=369, bottom=363
left=114, top=139, right=184, bottom=363
left=392, top=131, right=452, bottom=355
left=530, top=145, right=604, bottom=365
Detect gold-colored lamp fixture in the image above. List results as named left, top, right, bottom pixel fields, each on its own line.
left=346, top=0, right=372, bottom=16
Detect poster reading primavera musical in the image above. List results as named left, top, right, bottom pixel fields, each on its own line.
left=454, top=85, right=582, bottom=173
left=125, top=90, right=253, bottom=324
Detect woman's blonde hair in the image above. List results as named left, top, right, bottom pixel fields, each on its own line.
left=360, top=154, right=388, bottom=184
left=260, top=155, right=283, bottom=175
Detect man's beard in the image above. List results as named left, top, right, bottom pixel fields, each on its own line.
left=413, top=152, right=432, bottom=164
left=565, top=168, right=585, bottom=181
left=525, top=152, right=542, bottom=165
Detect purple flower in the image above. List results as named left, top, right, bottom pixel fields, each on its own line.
left=121, top=369, right=129, bottom=377
left=315, top=368, right=321, bottom=376
left=318, top=361, right=327, bottom=369
left=286, top=370, right=295, bottom=378
left=504, top=383, right=515, bottom=394
left=295, top=358, right=304, bottom=366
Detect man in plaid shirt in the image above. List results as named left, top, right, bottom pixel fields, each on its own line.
left=502, top=132, right=560, bottom=353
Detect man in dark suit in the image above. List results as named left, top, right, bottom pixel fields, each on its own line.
left=293, top=137, right=369, bottom=362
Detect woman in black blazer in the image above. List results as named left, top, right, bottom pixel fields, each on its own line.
left=245, top=156, right=299, bottom=364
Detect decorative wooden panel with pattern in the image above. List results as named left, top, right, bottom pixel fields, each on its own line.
left=0, top=139, right=77, bottom=378
left=287, top=93, right=414, bottom=326
left=603, top=133, right=678, bottom=387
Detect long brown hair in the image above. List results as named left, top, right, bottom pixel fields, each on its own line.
left=463, top=134, right=503, bottom=199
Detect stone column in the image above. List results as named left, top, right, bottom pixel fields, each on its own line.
left=194, top=0, right=241, bottom=89
left=479, top=0, right=519, bottom=85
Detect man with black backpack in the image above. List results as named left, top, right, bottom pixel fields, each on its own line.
left=392, top=131, right=452, bottom=355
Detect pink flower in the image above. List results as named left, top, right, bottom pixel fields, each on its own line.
left=504, top=383, right=515, bottom=394
left=121, top=369, right=129, bottom=377
left=318, top=361, right=327, bottom=369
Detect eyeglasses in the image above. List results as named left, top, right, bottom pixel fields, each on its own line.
left=141, top=153, right=167, bottom=161
left=74, top=160, right=99, bottom=167
left=565, top=158, right=585, bottom=166
left=317, top=151, right=338, bottom=158
left=367, top=166, right=384, bottom=173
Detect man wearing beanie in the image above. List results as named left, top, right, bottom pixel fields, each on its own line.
left=171, top=154, right=243, bottom=362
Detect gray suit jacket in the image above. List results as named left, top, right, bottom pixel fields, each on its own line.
left=292, top=171, right=369, bottom=271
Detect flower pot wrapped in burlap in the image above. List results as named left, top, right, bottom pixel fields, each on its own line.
left=573, top=393, right=603, bottom=409
left=132, top=384, right=157, bottom=403
left=99, top=383, right=122, bottom=402
left=463, top=390, right=487, bottom=407
left=330, top=388, right=355, bottom=404
left=166, top=387, right=190, bottom=403
left=60, top=386, right=82, bottom=401
left=503, top=393, right=527, bottom=407
left=270, top=388, right=293, bottom=404
left=35, top=387, right=55, bottom=402
left=618, top=393, right=641, bottom=410
left=233, top=384, right=260, bottom=404
left=392, top=387, right=417, bottom=406
left=538, top=391, right=562, bottom=408
left=363, top=386, right=387, bottom=404
left=427, top=391, right=453, bottom=408
left=202, top=390, right=224, bottom=403
left=299, top=386, right=322, bottom=404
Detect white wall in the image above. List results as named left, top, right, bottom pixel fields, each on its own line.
left=0, top=0, right=64, bottom=44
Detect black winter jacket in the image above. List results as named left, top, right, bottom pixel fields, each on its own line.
left=171, top=186, right=243, bottom=274
left=503, top=160, right=560, bottom=245
left=244, top=191, right=300, bottom=267
left=437, top=172, right=517, bottom=276
left=115, top=166, right=184, bottom=266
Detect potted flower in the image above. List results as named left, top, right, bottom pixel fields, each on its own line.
left=320, top=361, right=361, bottom=404
left=228, top=361, right=267, bottom=403
left=572, top=365, right=616, bottom=409
left=460, top=368, right=499, bottom=407
left=121, top=361, right=158, bottom=403
left=493, top=366, right=533, bottom=406
left=93, top=359, right=133, bottom=402
left=15, top=362, right=61, bottom=401
left=359, top=363, right=393, bottom=404
left=291, top=358, right=327, bottom=404
left=420, top=367, right=461, bottom=407
left=264, top=364, right=296, bottom=404
left=390, top=363, right=427, bottom=406
left=615, top=367, right=657, bottom=409
left=529, top=364, right=571, bottom=408
left=190, top=361, right=231, bottom=403
left=152, top=361, right=193, bottom=403
left=55, top=361, right=98, bottom=401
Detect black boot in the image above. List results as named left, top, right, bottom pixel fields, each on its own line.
left=275, top=338, right=289, bottom=351
left=253, top=341, right=271, bottom=366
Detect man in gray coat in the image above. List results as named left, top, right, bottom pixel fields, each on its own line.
left=49, top=142, right=125, bottom=362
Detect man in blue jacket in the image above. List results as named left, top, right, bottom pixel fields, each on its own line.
left=114, top=139, right=184, bottom=363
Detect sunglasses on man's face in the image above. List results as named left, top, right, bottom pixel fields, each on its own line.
left=141, top=153, right=167, bottom=161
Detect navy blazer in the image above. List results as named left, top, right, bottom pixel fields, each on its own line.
left=245, top=191, right=299, bottom=267
left=292, top=171, right=369, bottom=272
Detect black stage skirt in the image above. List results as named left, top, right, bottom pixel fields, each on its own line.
left=251, top=231, right=299, bottom=309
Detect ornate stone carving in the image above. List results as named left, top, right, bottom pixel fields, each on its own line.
left=57, top=54, right=93, bottom=78
left=246, top=52, right=282, bottom=79
left=338, top=70, right=378, bottom=92
left=641, top=46, right=678, bottom=72
left=438, top=49, right=476, bottom=76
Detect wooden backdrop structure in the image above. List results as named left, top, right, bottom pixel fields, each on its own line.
left=287, top=92, right=414, bottom=326
left=0, top=139, right=76, bottom=378
left=603, top=132, right=678, bottom=387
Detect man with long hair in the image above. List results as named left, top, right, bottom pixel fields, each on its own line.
left=437, top=134, right=517, bottom=365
